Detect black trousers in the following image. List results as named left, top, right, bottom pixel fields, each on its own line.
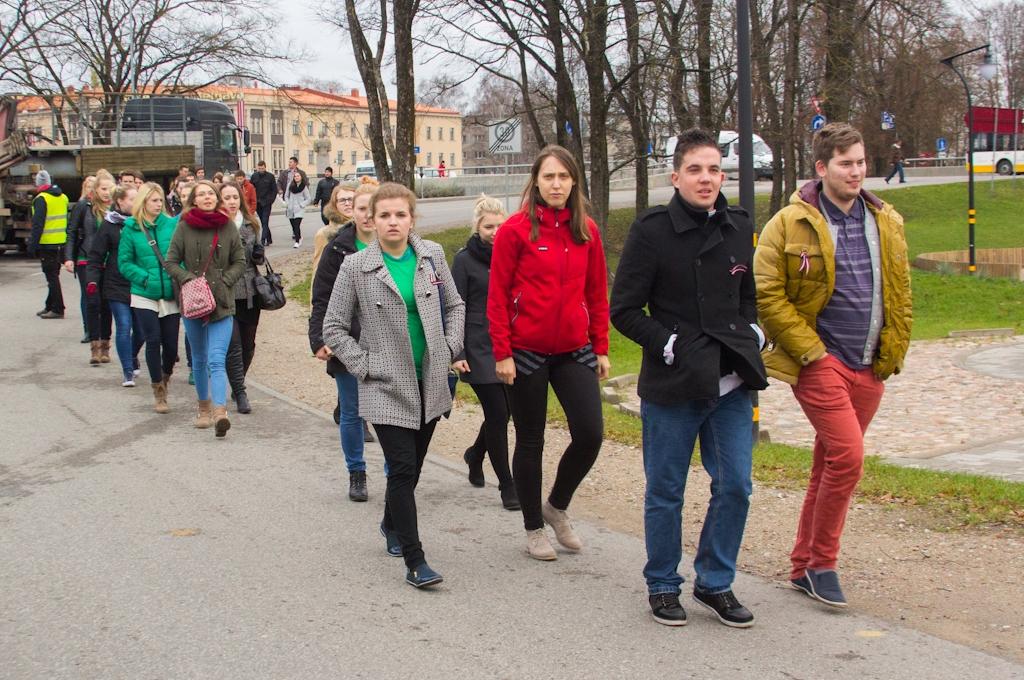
left=256, top=203, right=273, bottom=245
left=467, top=382, right=514, bottom=488
left=289, top=217, right=302, bottom=242
left=509, top=354, right=603, bottom=530
left=374, top=398, right=439, bottom=569
left=226, top=300, right=261, bottom=395
left=75, top=264, right=89, bottom=333
left=133, top=308, right=179, bottom=383
left=39, top=250, right=65, bottom=314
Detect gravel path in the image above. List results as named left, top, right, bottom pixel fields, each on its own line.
left=247, top=250, right=1024, bottom=663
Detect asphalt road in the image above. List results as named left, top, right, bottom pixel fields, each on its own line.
left=2, top=257, right=1022, bottom=678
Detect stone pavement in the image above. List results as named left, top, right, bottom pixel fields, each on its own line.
left=3, top=257, right=1023, bottom=678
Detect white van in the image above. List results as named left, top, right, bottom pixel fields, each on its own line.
left=664, top=131, right=775, bottom=180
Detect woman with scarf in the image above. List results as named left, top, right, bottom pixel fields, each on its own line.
left=310, top=180, right=358, bottom=279
left=220, top=181, right=265, bottom=414
left=118, top=183, right=180, bottom=413
left=285, top=171, right=311, bottom=248
left=165, top=180, right=245, bottom=436
left=451, top=195, right=518, bottom=511
left=63, top=174, right=96, bottom=344
left=87, top=184, right=143, bottom=386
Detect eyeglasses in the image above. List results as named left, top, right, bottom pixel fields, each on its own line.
left=336, top=197, right=354, bottom=204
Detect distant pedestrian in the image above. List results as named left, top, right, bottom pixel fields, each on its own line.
left=118, top=182, right=180, bottom=414
left=64, top=174, right=96, bottom=342
left=312, top=167, right=340, bottom=225
left=28, top=169, right=69, bottom=320
left=83, top=172, right=116, bottom=365
left=487, top=145, right=610, bottom=561
left=285, top=170, right=310, bottom=248
left=250, top=160, right=277, bottom=246
left=451, top=194, right=518, bottom=510
left=167, top=178, right=184, bottom=216
left=277, top=156, right=307, bottom=196
left=884, top=141, right=906, bottom=184
left=755, top=123, right=912, bottom=609
left=195, top=167, right=206, bottom=180
left=322, top=182, right=465, bottom=589
left=437, top=159, right=446, bottom=178
left=309, top=179, right=380, bottom=502
left=166, top=180, right=246, bottom=437
left=233, top=169, right=258, bottom=214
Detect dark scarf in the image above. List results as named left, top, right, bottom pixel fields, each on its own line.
left=466, top=232, right=492, bottom=265
left=181, top=208, right=229, bottom=229
left=289, top=173, right=308, bottom=194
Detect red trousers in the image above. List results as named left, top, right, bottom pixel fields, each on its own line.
left=789, top=354, right=884, bottom=579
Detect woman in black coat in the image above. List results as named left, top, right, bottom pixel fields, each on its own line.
left=451, top=195, right=519, bottom=510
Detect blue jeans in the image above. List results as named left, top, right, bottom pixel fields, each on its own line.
left=108, top=300, right=134, bottom=377
left=334, top=372, right=366, bottom=472
left=182, top=316, right=234, bottom=406
left=641, top=387, right=753, bottom=596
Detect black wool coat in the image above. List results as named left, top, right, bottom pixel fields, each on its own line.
left=308, top=222, right=361, bottom=376
left=451, top=234, right=498, bottom=384
left=610, top=190, right=768, bottom=404
left=86, top=212, right=132, bottom=304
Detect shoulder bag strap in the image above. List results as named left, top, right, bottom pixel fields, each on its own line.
left=139, top=222, right=166, bottom=268
left=426, top=256, right=447, bottom=334
left=197, top=231, right=219, bottom=277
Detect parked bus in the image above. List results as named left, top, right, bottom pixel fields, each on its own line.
left=967, top=106, right=1024, bottom=175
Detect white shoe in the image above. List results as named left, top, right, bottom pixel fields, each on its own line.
left=526, top=528, right=557, bottom=561
left=542, top=501, right=583, bottom=552
left=292, top=241, right=299, bottom=249
left=122, top=376, right=136, bottom=387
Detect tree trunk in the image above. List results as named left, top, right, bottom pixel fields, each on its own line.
left=392, top=0, right=417, bottom=188
left=582, top=0, right=610, bottom=234
left=345, top=0, right=394, bottom=182
left=696, top=0, right=714, bottom=130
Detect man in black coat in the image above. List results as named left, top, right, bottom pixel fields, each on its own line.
left=312, top=167, right=340, bottom=225
left=610, top=128, right=768, bottom=630
left=250, top=160, right=278, bottom=246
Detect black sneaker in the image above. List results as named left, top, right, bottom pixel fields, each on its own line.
left=804, top=568, right=848, bottom=608
left=692, top=589, right=754, bottom=628
left=464, top=447, right=485, bottom=487
left=349, top=471, right=368, bottom=502
left=405, top=563, right=443, bottom=589
left=500, top=484, right=520, bottom=511
left=379, top=521, right=402, bottom=557
left=649, top=593, right=687, bottom=627
left=790, top=573, right=813, bottom=599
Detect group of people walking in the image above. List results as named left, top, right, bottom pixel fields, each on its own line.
left=28, top=121, right=912, bottom=626
left=28, top=167, right=270, bottom=437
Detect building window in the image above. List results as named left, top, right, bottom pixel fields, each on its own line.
left=308, top=150, right=314, bottom=165
left=321, top=122, right=328, bottom=136
left=251, top=110, right=264, bottom=134
left=351, top=151, right=357, bottom=165
left=270, top=111, right=284, bottom=136
left=307, top=121, right=314, bottom=136
left=438, top=127, right=443, bottom=140
left=292, top=120, right=299, bottom=135
left=364, top=151, right=370, bottom=160
left=450, top=127, right=454, bottom=141
left=450, top=153, right=455, bottom=167
left=350, top=123, right=357, bottom=137
left=335, top=123, right=342, bottom=137
left=273, top=148, right=284, bottom=171
left=427, top=152, right=432, bottom=165
left=292, top=149, right=299, bottom=160
left=336, top=151, right=344, bottom=165
left=426, top=127, right=432, bottom=141
left=364, top=124, right=370, bottom=137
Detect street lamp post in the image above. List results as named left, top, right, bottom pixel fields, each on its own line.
left=940, top=44, right=997, bottom=274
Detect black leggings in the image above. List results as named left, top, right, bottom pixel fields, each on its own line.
left=132, top=308, right=180, bottom=383
left=373, top=401, right=439, bottom=569
left=226, top=300, right=261, bottom=395
left=289, top=217, right=302, bottom=242
left=467, top=382, right=513, bottom=488
left=509, top=354, right=603, bottom=531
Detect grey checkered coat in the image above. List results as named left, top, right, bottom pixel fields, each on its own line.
left=322, top=233, right=466, bottom=429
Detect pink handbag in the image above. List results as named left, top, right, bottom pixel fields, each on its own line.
left=180, top=232, right=219, bottom=320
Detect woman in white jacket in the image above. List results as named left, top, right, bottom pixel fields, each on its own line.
left=285, top=172, right=311, bottom=248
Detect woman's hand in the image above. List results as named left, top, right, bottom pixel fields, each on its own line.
left=596, top=354, right=611, bottom=380
left=495, top=357, right=516, bottom=385
left=63, top=260, right=75, bottom=273
left=451, top=360, right=470, bottom=374
left=315, top=346, right=332, bottom=361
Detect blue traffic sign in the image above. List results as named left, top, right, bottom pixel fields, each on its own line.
left=881, top=111, right=895, bottom=131
left=936, top=137, right=948, bottom=152
left=413, top=145, right=420, bottom=154
left=811, top=114, right=826, bottom=131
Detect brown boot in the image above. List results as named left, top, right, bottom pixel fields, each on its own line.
left=213, top=405, right=231, bottom=438
left=89, top=341, right=101, bottom=365
left=99, top=339, right=111, bottom=363
left=151, top=382, right=169, bottom=414
left=194, top=399, right=212, bottom=429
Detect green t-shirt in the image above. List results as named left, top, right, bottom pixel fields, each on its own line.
left=355, top=238, right=369, bottom=251
left=382, top=246, right=426, bottom=378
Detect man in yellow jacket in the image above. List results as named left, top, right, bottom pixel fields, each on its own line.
left=754, top=123, right=912, bottom=609
left=28, top=170, right=70, bottom=319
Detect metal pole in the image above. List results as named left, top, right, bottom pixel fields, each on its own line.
left=505, top=155, right=510, bottom=213
left=991, top=104, right=999, bottom=191
left=967, top=93, right=977, bottom=273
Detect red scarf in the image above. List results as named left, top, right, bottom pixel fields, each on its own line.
left=181, top=208, right=229, bottom=229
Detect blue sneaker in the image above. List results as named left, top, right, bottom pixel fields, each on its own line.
left=379, top=522, right=402, bottom=557
left=405, top=563, right=443, bottom=589
left=804, top=568, right=848, bottom=608
left=790, top=573, right=813, bottom=598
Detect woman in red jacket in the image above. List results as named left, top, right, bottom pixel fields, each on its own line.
left=487, top=144, right=610, bottom=561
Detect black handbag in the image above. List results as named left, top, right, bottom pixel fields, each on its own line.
left=253, top=259, right=286, bottom=311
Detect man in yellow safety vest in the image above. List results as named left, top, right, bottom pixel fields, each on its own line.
left=28, top=169, right=70, bottom=319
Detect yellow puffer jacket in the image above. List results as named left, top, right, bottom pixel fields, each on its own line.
left=753, top=181, right=912, bottom=384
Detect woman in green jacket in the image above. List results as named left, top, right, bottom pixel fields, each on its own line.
left=165, top=180, right=245, bottom=437
left=118, top=182, right=180, bottom=414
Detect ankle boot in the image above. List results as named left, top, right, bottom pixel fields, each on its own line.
left=99, top=339, right=111, bottom=363
left=213, top=405, right=231, bottom=438
left=151, top=382, right=169, bottom=414
left=234, top=390, right=252, bottom=414
left=194, top=399, right=213, bottom=429
left=90, top=341, right=101, bottom=365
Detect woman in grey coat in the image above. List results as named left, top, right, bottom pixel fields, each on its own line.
left=284, top=172, right=310, bottom=248
left=323, top=182, right=465, bottom=589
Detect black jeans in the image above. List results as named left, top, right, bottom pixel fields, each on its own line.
left=75, top=265, right=89, bottom=333
left=132, top=307, right=180, bottom=383
left=227, top=300, right=261, bottom=395
left=467, top=382, right=513, bottom=488
left=289, top=217, right=302, bottom=243
left=509, top=354, right=603, bottom=530
left=39, top=250, right=64, bottom=314
left=373, top=397, right=440, bottom=569
left=256, top=203, right=273, bottom=245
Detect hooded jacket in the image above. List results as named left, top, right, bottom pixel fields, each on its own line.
left=753, top=180, right=912, bottom=384
left=87, top=209, right=132, bottom=304
left=118, top=212, right=179, bottom=302
left=309, top=222, right=361, bottom=376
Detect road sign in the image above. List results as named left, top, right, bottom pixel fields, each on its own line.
left=811, top=96, right=822, bottom=114
left=488, top=119, right=522, bottom=154
left=811, top=114, right=826, bottom=131
left=881, top=111, right=896, bottom=130
left=936, top=137, right=947, bottom=153
left=413, top=145, right=420, bottom=154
